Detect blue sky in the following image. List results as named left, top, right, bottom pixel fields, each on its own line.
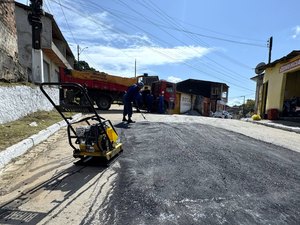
left=17, top=0, right=300, bottom=106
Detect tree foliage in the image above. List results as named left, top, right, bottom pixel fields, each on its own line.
left=242, top=99, right=255, bottom=116
left=75, top=60, right=97, bottom=71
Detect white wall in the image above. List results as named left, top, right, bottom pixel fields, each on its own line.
left=180, top=93, right=192, bottom=113
left=0, top=85, right=59, bottom=124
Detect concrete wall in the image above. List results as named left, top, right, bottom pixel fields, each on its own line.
left=0, top=2, right=26, bottom=82
left=53, top=38, right=66, bottom=57
left=263, top=56, right=300, bottom=112
left=0, top=85, right=59, bottom=124
left=263, top=55, right=300, bottom=113
left=0, top=2, right=18, bottom=58
left=257, top=84, right=264, bottom=116
left=193, top=95, right=211, bottom=116
left=15, top=4, right=32, bottom=77
left=264, top=64, right=286, bottom=111
left=180, top=93, right=192, bottom=113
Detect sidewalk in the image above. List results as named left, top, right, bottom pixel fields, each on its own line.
left=243, top=118, right=300, bottom=134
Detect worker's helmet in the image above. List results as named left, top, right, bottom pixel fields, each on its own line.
left=137, top=82, right=144, bottom=88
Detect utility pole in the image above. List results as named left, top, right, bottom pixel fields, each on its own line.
left=268, top=36, right=273, bottom=64
left=77, top=45, right=88, bottom=69
left=134, top=59, right=137, bottom=77
left=28, top=0, right=44, bottom=83
left=77, top=44, right=80, bottom=63
left=241, top=95, right=246, bottom=117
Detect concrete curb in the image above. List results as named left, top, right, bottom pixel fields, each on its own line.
left=244, top=119, right=300, bottom=134
left=0, top=113, right=82, bottom=170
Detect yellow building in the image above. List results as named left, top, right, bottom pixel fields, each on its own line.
left=252, top=51, right=300, bottom=119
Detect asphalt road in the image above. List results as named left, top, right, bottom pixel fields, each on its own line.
left=0, top=112, right=299, bottom=225
left=104, top=121, right=300, bottom=225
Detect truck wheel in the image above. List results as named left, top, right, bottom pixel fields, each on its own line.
left=96, top=96, right=111, bottom=110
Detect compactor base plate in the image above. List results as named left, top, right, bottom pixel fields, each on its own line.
left=73, top=143, right=123, bottom=161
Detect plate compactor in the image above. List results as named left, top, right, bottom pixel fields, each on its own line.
left=40, top=82, right=123, bottom=162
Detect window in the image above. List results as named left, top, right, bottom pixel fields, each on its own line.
left=53, top=70, right=59, bottom=82
left=222, top=92, right=227, bottom=98
left=212, top=87, right=220, bottom=95
left=43, top=60, right=50, bottom=82
left=166, top=86, right=174, bottom=93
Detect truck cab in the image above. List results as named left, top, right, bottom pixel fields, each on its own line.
left=151, top=80, right=176, bottom=113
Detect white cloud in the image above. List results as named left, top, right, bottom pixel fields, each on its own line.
left=64, top=14, right=152, bottom=45
left=292, top=26, right=300, bottom=39
left=227, top=98, right=243, bottom=106
left=31, top=0, right=213, bottom=77
left=46, top=0, right=213, bottom=77
left=49, top=1, right=153, bottom=46
left=167, top=76, right=183, bottom=83
left=81, top=45, right=211, bottom=77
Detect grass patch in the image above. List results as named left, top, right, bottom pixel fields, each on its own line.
left=0, top=110, right=75, bottom=151
left=0, top=81, right=36, bottom=87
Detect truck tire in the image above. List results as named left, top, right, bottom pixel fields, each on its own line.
left=96, top=96, right=111, bottom=110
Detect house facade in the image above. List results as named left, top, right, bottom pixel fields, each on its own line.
left=15, top=2, right=74, bottom=83
left=176, top=79, right=229, bottom=115
left=252, top=51, right=300, bottom=119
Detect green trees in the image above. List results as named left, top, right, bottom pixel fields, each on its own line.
left=75, top=60, right=96, bottom=71
left=228, top=99, right=255, bottom=118
left=242, top=99, right=255, bottom=116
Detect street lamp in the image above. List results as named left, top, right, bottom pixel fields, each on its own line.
left=77, top=45, right=88, bottom=62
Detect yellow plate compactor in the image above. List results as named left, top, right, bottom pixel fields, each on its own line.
left=40, top=82, right=123, bottom=162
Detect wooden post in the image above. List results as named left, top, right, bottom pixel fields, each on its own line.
left=268, top=36, right=273, bottom=64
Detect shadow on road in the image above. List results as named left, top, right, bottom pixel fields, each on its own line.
left=0, top=157, right=113, bottom=225
left=96, top=108, right=123, bottom=115
left=271, top=119, right=300, bottom=128
left=114, top=122, right=131, bottom=129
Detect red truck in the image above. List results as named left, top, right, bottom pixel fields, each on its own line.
left=59, top=68, right=176, bottom=112
left=60, top=68, right=142, bottom=110
left=151, top=80, right=176, bottom=113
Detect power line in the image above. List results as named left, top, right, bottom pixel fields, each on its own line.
left=49, top=0, right=255, bottom=92
left=43, top=0, right=52, bottom=14
left=58, top=0, right=78, bottom=45
left=61, top=0, right=255, bottom=91
left=230, top=93, right=255, bottom=98
left=130, top=0, right=254, bottom=74
left=134, top=0, right=266, bottom=48
left=50, top=0, right=144, bottom=60
left=66, top=0, right=263, bottom=76
left=125, top=0, right=254, bottom=81
left=45, top=0, right=55, bottom=15
left=91, top=0, right=254, bottom=91
left=138, top=0, right=266, bottom=44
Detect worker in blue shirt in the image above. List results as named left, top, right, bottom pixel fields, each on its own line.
left=158, top=92, right=165, bottom=114
left=123, top=82, right=144, bottom=123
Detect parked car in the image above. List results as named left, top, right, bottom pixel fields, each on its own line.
left=212, top=111, right=233, bottom=119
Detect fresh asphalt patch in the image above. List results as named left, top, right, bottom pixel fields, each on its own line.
left=103, top=122, right=300, bottom=225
